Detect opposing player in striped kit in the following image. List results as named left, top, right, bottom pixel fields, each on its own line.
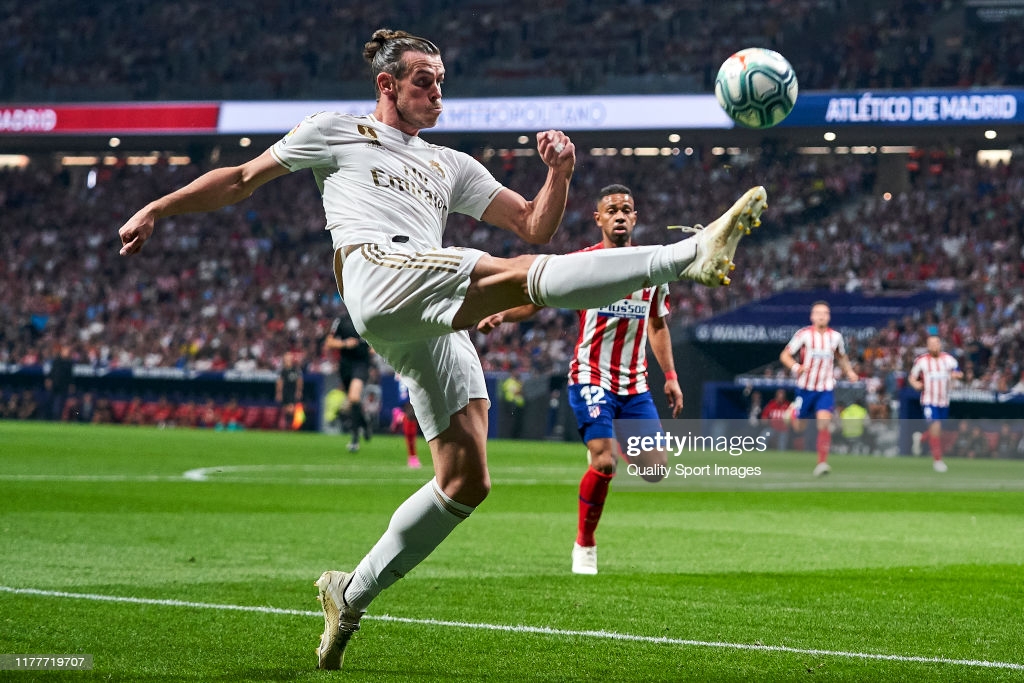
left=780, top=301, right=859, bottom=476
left=479, top=185, right=683, bottom=575
left=117, top=28, right=766, bottom=670
left=908, top=336, right=962, bottom=472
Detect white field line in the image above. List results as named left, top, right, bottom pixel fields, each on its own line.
left=1, top=586, right=1021, bottom=671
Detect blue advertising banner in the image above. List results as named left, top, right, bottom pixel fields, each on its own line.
left=780, top=89, right=1023, bottom=128
left=692, top=289, right=961, bottom=345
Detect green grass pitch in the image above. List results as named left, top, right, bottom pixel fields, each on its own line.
left=1, top=421, right=1022, bottom=681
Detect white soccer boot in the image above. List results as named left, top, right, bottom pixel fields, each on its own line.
left=933, top=459, right=948, bottom=473
left=315, top=570, right=364, bottom=670
left=571, top=543, right=598, bottom=575
left=813, top=461, right=832, bottom=477
left=673, top=186, right=767, bottom=286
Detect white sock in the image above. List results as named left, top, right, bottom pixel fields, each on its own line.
left=343, top=478, right=474, bottom=611
left=526, top=240, right=697, bottom=309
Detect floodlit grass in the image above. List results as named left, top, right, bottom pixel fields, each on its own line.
left=1, top=421, right=1022, bottom=681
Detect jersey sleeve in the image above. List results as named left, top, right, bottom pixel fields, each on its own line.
left=651, top=284, right=671, bottom=318
left=270, top=113, right=333, bottom=171
left=785, top=329, right=805, bottom=355
left=909, top=357, right=924, bottom=381
left=834, top=333, right=847, bottom=357
left=448, top=152, right=504, bottom=219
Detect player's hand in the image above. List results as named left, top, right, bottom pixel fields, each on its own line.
left=476, top=313, right=505, bottom=334
left=846, top=369, right=859, bottom=382
left=118, top=207, right=157, bottom=256
left=537, top=130, right=575, bottom=174
left=665, top=380, right=683, bottom=418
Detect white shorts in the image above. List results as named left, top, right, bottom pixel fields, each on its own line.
left=335, top=244, right=490, bottom=440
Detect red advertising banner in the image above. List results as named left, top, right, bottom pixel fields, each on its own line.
left=0, top=103, right=220, bottom=134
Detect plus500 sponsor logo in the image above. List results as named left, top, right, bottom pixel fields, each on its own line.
left=597, top=300, right=648, bottom=319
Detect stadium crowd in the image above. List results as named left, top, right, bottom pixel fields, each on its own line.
left=2, top=142, right=1022, bottom=424
left=2, top=0, right=1021, bottom=102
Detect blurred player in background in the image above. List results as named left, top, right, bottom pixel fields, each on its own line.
left=324, top=312, right=373, bottom=452
left=780, top=301, right=859, bottom=476
left=908, top=335, right=962, bottom=472
left=117, top=27, right=765, bottom=670
left=479, top=184, right=682, bottom=575
left=275, top=351, right=304, bottom=431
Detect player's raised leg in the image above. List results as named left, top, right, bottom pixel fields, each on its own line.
left=451, top=187, right=767, bottom=329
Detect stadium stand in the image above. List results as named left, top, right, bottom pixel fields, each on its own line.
left=1, top=1, right=1020, bottom=102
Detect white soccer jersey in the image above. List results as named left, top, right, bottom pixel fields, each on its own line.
left=568, top=244, right=671, bottom=395
left=910, top=352, right=959, bottom=407
left=271, top=112, right=503, bottom=251
left=786, top=326, right=846, bottom=391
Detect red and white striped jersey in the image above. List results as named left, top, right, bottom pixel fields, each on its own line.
left=568, top=244, right=671, bottom=395
left=785, top=326, right=847, bottom=391
left=910, top=352, right=959, bottom=407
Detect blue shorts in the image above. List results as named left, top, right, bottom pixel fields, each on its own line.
left=793, top=389, right=835, bottom=419
left=922, top=404, right=948, bottom=423
left=567, top=384, right=661, bottom=445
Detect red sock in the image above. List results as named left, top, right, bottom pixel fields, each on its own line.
left=816, top=430, right=831, bottom=464
left=577, top=466, right=614, bottom=547
left=403, top=419, right=418, bottom=456
left=929, top=434, right=943, bottom=460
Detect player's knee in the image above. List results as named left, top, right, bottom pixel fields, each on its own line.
left=437, top=470, right=491, bottom=507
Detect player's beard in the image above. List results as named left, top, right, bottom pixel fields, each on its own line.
left=396, top=89, right=442, bottom=131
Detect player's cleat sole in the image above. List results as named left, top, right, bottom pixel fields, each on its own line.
left=673, top=186, right=767, bottom=286
left=315, top=570, right=363, bottom=670
left=813, top=461, right=831, bottom=477
left=933, top=459, right=948, bottom=473
left=571, top=543, right=598, bottom=575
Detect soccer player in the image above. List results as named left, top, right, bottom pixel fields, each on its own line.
left=479, top=184, right=683, bottom=575
left=117, top=29, right=766, bottom=670
left=779, top=301, right=859, bottom=476
left=274, top=351, right=304, bottom=431
left=908, top=335, right=962, bottom=472
left=324, top=312, right=373, bottom=452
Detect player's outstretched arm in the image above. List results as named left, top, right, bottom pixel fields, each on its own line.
left=480, top=130, right=574, bottom=245
left=476, top=303, right=542, bottom=333
left=118, top=149, right=290, bottom=256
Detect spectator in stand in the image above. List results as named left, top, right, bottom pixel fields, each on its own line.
left=197, top=399, right=221, bottom=429
left=174, top=399, right=199, bottom=428
left=761, top=388, right=792, bottom=451
left=217, top=398, right=245, bottom=431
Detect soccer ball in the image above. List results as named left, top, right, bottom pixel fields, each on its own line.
left=715, top=48, right=798, bottom=129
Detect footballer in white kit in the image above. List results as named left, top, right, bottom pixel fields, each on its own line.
left=272, top=111, right=504, bottom=440
left=117, top=28, right=769, bottom=671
